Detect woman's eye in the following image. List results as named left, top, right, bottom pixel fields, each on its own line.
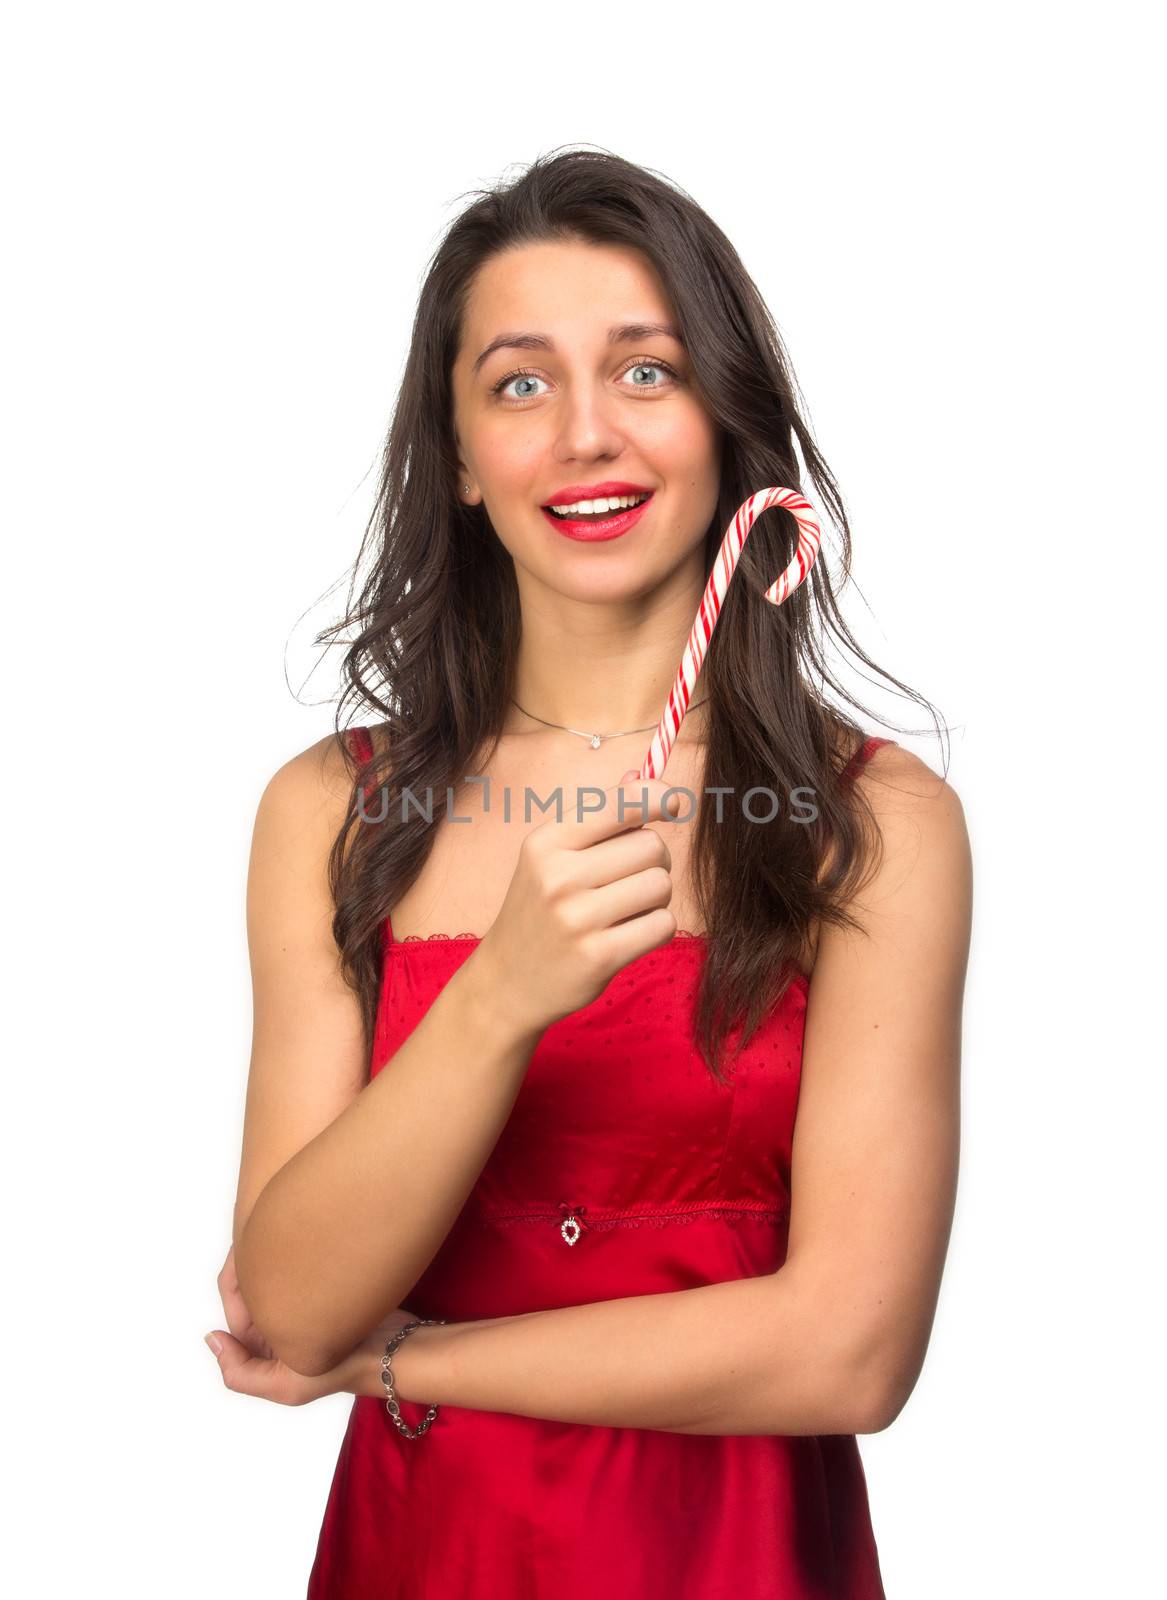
left=491, top=359, right=679, bottom=403
left=495, top=371, right=548, bottom=401
left=620, top=361, right=676, bottom=391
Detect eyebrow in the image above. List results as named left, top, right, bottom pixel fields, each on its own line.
left=471, top=321, right=684, bottom=375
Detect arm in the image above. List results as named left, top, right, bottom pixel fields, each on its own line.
left=359, top=1275, right=868, bottom=1436
left=381, top=746, right=971, bottom=1436
left=231, top=732, right=545, bottom=1378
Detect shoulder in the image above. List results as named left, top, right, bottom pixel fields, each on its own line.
left=850, top=742, right=969, bottom=875
left=245, top=731, right=394, bottom=981
left=254, top=730, right=355, bottom=836
left=254, top=723, right=391, bottom=824
left=839, top=742, right=972, bottom=976
left=805, top=738, right=970, bottom=970
left=249, top=726, right=395, bottom=892
left=822, top=731, right=969, bottom=870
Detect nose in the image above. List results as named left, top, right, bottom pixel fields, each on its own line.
left=551, top=376, right=627, bottom=465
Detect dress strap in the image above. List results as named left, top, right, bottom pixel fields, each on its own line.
left=840, top=734, right=896, bottom=785
left=343, top=725, right=391, bottom=949
left=344, top=725, right=375, bottom=764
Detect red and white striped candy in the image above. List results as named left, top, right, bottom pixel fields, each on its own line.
left=637, top=486, right=822, bottom=781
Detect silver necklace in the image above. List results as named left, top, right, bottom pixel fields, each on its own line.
left=510, top=696, right=709, bottom=750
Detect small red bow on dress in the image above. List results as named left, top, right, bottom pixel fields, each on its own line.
left=558, top=1202, right=589, bottom=1246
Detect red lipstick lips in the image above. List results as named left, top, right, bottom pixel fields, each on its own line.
left=540, top=482, right=655, bottom=543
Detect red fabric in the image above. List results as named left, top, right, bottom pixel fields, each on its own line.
left=308, top=735, right=894, bottom=1598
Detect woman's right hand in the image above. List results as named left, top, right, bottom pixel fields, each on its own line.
left=469, top=771, right=684, bottom=1035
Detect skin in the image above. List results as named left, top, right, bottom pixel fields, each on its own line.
left=207, top=239, right=971, bottom=1440
left=453, top=236, right=723, bottom=748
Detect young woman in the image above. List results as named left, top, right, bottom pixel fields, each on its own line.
left=206, top=148, right=972, bottom=1598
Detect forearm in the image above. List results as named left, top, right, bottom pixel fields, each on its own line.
left=377, top=1267, right=873, bottom=1437
left=236, top=950, right=543, bottom=1376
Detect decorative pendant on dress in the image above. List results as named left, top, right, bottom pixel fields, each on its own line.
left=558, top=1201, right=589, bottom=1246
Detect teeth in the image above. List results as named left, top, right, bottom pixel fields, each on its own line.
left=547, top=493, right=650, bottom=517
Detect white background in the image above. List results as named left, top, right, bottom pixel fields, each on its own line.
left=4, top=2, right=1163, bottom=1594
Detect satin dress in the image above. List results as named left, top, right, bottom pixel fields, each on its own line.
left=307, top=732, right=892, bottom=1598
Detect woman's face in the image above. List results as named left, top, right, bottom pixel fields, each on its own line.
left=450, top=238, right=722, bottom=603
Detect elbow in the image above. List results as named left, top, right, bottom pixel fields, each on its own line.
left=847, top=1375, right=910, bottom=1436
left=256, top=1305, right=347, bottom=1377
left=815, top=1365, right=904, bottom=1438
left=784, top=1260, right=925, bottom=1436
left=243, top=1303, right=343, bottom=1382
left=276, top=1339, right=348, bottom=1379
left=233, top=1227, right=340, bottom=1380
left=842, top=1330, right=921, bottom=1436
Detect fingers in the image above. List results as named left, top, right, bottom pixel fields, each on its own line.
left=611, top=776, right=681, bottom=828
left=205, top=1329, right=276, bottom=1399
left=204, top=1330, right=310, bottom=1406
left=218, top=1260, right=247, bottom=1331
left=217, top=1242, right=272, bottom=1358
left=216, top=1244, right=236, bottom=1308
left=544, top=773, right=680, bottom=852
left=571, top=820, right=673, bottom=892
left=578, top=864, right=676, bottom=933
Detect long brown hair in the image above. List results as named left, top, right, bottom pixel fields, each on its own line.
left=319, top=145, right=946, bottom=1084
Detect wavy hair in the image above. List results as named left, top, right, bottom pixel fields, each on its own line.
left=319, top=146, right=946, bottom=1085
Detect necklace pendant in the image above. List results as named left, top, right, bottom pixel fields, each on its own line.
left=589, top=734, right=602, bottom=749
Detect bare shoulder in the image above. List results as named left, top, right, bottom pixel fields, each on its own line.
left=858, top=738, right=957, bottom=794
left=803, top=740, right=970, bottom=980
left=245, top=733, right=369, bottom=969
left=256, top=728, right=358, bottom=823
left=850, top=742, right=970, bottom=900
left=250, top=726, right=390, bottom=861
left=820, top=741, right=973, bottom=1013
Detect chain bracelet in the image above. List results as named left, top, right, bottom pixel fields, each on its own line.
left=380, top=1318, right=448, bottom=1439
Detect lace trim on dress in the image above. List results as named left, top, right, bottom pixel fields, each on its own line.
left=397, top=927, right=707, bottom=942
left=388, top=926, right=811, bottom=987
left=383, top=737, right=895, bottom=948
left=466, top=1200, right=790, bottom=1231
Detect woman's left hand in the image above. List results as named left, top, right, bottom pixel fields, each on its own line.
left=204, top=1242, right=421, bottom=1406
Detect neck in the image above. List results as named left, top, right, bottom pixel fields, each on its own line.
left=506, top=580, right=707, bottom=736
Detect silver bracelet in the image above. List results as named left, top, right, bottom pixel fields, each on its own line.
left=380, top=1318, right=448, bottom=1439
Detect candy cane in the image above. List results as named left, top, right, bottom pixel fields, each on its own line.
left=637, top=486, right=822, bottom=782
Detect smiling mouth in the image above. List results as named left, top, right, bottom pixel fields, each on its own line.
left=538, top=493, right=655, bottom=542
left=542, top=492, right=653, bottom=521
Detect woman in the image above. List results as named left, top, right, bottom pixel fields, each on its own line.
left=206, top=148, right=972, bottom=1598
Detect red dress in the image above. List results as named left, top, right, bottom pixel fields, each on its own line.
left=308, top=734, right=893, bottom=1599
